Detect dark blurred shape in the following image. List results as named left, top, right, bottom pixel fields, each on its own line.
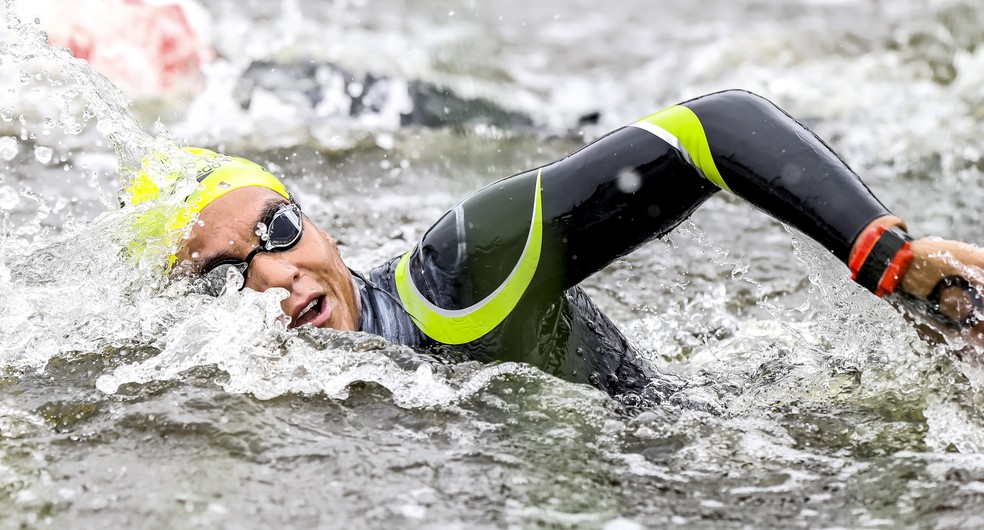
left=236, top=60, right=534, bottom=131
left=402, top=80, right=533, bottom=129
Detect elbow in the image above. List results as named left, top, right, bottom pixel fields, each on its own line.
left=690, top=89, right=781, bottom=116
left=684, top=89, right=795, bottom=134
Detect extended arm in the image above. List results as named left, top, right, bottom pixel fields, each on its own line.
left=403, top=89, right=890, bottom=293
left=395, top=89, right=984, bottom=346
left=665, top=91, right=984, bottom=344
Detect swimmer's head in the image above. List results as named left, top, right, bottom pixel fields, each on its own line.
left=124, top=147, right=361, bottom=331
left=124, top=147, right=291, bottom=266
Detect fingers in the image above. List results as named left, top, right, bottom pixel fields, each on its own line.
left=932, top=281, right=984, bottom=350
left=930, top=276, right=984, bottom=327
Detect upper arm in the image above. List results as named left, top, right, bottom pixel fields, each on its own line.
left=394, top=126, right=717, bottom=344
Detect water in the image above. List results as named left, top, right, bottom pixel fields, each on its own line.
left=2, top=0, right=984, bottom=527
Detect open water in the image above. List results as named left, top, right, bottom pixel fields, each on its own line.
left=3, top=0, right=984, bottom=528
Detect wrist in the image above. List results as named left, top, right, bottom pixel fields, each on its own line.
left=848, top=220, right=914, bottom=297
left=849, top=215, right=907, bottom=260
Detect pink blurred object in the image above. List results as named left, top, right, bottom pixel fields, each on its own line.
left=30, top=0, right=214, bottom=96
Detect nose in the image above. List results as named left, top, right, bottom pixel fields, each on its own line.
left=245, top=252, right=300, bottom=293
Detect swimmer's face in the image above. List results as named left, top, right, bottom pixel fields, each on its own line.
left=175, top=186, right=360, bottom=331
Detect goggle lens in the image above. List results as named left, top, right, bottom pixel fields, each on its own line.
left=263, top=202, right=303, bottom=250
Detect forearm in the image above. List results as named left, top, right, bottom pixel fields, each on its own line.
left=639, top=89, right=893, bottom=263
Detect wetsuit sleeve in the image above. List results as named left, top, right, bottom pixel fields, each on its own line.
left=394, top=89, right=891, bottom=345
left=671, top=90, right=890, bottom=262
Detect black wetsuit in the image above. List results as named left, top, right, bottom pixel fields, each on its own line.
left=355, top=90, right=890, bottom=400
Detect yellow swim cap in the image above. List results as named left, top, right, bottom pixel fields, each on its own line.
left=123, top=147, right=290, bottom=268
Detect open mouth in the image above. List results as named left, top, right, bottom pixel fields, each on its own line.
left=295, top=295, right=329, bottom=327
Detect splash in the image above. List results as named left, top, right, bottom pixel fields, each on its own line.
left=1, top=0, right=160, bottom=169
left=89, top=281, right=542, bottom=407
left=0, top=0, right=557, bottom=414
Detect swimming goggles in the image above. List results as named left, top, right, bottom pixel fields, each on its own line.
left=200, top=199, right=304, bottom=295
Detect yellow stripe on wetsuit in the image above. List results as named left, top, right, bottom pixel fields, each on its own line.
left=631, top=105, right=732, bottom=193
left=395, top=169, right=544, bottom=345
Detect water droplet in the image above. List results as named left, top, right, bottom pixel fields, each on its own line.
left=96, top=119, right=118, bottom=136
left=448, top=10, right=455, bottom=16
left=0, top=185, right=20, bottom=209
left=375, top=133, right=394, bottom=150
left=0, top=256, right=10, bottom=283
left=0, top=108, right=13, bottom=122
left=34, top=145, right=53, bottom=164
left=0, top=137, right=18, bottom=161
left=216, top=180, right=231, bottom=189
left=191, top=252, right=200, bottom=259
left=616, top=168, right=642, bottom=193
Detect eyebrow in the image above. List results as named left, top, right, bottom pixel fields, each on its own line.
left=195, top=197, right=289, bottom=275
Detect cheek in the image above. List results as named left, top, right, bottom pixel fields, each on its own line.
left=302, top=231, right=337, bottom=265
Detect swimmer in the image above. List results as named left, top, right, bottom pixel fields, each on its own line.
left=127, top=89, right=984, bottom=401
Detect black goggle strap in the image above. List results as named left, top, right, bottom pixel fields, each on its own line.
left=223, top=247, right=262, bottom=290
left=242, top=246, right=264, bottom=267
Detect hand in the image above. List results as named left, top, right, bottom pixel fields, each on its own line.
left=900, top=238, right=984, bottom=300
left=896, top=236, right=984, bottom=348
left=851, top=215, right=984, bottom=349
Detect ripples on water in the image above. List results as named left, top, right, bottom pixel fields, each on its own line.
left=3, top=0, right=984, bottom=527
